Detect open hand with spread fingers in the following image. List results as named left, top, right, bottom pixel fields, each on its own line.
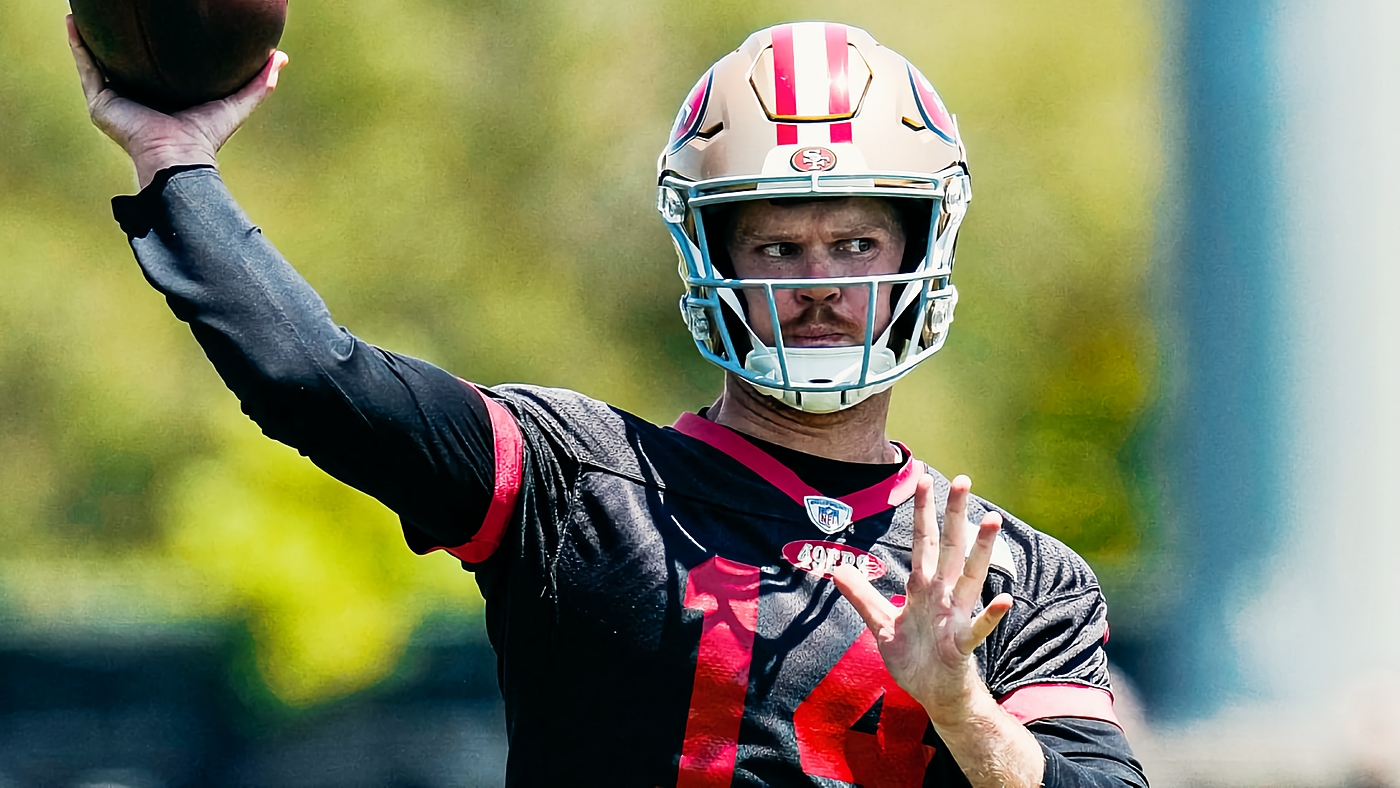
left=66, top=14, right=288, bottom=189
left=832, top=474, right=1015, bottom=726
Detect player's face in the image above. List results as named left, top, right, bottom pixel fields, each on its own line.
left=725, top=197, right=906, bottom=348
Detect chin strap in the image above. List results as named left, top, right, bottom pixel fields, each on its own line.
left=745, top=345, right=899, bottom=412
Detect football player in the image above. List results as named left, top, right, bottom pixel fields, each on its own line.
left=70, top=17, right=1148, bottom=787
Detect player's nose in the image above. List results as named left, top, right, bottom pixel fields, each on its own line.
left=792, top=249, right=843, bottom=303
left=795, top=283, right=841, bottom=304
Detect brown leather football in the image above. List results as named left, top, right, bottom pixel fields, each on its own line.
left=70, top=0, right=287, bottom=112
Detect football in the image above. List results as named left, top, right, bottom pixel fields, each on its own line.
left=70, top=0, right=287, bottom=112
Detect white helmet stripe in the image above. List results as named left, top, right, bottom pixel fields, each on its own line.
left=791, top=23, right=831, bottom=120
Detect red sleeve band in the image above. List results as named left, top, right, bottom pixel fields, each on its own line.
left=445, top=383, right=524, bottom=564
left=998, top=684, right=1121, bottom=728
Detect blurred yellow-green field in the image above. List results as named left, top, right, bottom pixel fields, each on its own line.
left=0, top=0, right=1160, bottom=712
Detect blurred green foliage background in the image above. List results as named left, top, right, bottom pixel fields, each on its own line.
left=0, top=0, right=1161, bottom=709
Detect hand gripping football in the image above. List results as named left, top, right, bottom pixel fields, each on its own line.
left=69, top=0, right=287, bottom=112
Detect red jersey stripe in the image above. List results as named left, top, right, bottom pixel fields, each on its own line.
left=445, top=383, right=524, bottom=564
left=998, top=684, right=1122, bottom=728
left=671, top=413, right=921, bottom=520
left=839, top=457, right=922, bottom=518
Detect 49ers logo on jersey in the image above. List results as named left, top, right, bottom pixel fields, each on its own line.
left=783, top=539, right=886, bottom=580
left=790, top=146, right=837, bottom=172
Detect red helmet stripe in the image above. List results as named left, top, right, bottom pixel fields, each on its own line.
left=772, top=25, right=797, bottom=117
left=824, top=24, right=852, bottom=143
left=772, top=25, right=799, bottom=145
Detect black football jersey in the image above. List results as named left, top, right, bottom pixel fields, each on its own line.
left=114, top=167, right=1147, bottom=788
left=433, top=384, right=1141, bottom=787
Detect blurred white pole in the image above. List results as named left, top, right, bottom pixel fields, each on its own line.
left=1149, top=0, right=1400, bottom=783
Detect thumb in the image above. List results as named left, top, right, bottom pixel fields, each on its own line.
left=181, top=50, right=289, bottom=150
left=964, top=592, right=1014, bottom=651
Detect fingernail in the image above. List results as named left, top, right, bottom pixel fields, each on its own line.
left=266, top=54, right=286, bottom=87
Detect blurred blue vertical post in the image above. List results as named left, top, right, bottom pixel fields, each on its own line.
left=1151, top=0, right=1282, bottom=719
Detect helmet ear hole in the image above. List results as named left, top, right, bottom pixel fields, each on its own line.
left=893, top=199, right=932, bottom=274
left=700, top=204, right=737, bottom=278
left=886, top=198, right=934, bottom=336
left=718, top=295, right=753, bottom=364
left=885, top=295, right=922, bottom=358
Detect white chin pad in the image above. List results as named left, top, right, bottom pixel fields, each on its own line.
left=744, top=345, right=898, bottom=413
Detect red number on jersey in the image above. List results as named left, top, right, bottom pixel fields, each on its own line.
left=677, top=556, right=761, bottom=787
left=679, top=562, right=933, bottom=787
left=794, top=624, right=936, bottom=786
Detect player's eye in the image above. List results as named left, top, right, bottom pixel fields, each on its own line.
left=759, top=242, right=801, bottom=258
left=836, top=238, right=875, bottom=254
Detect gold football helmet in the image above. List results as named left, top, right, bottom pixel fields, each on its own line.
left=658, top=22, right=970, bottom=413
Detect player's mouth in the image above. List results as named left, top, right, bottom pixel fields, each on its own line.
left=789, top=331, right=851, bottom=347
left=785, top=328, right=859, bottom=346
left=778, top=305, right=866, bottom=347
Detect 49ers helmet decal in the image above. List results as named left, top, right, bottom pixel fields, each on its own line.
left=657, top=22, right=971, bottom=413
left=907, top=63, right=958, bottom=145
left=667, top=70, right=713, bottom=155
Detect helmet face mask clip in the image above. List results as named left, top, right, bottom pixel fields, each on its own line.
left=658, top=23, right=971, bottom=413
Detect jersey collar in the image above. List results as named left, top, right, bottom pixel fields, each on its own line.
left=670, top=412, right=923, bottom=521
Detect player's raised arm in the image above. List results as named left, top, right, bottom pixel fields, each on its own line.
left=68, top=19, right=507, bottom=556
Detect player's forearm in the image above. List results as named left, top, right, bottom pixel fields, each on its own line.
left=115, top=165, right=351, bottom=400
left=933, top=689, right=1148, bottom=788
left=929, top=686, right=1046, bottom=788
left=111, top=165, right=497, bottom=542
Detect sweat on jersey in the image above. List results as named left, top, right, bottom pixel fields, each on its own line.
left=110, top=165, right=1149, bottom=788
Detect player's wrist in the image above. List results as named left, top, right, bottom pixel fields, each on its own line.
left=132, top=143, right=217, bottom=189
left=918, top=670, right=998, bottom=729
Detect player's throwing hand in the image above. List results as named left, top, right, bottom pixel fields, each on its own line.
left=832, top=474, right=1015, bottom=726
left=66, top=15, right=287, bottom=189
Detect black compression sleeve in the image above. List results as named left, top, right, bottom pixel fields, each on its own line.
left=1031, top=718, right=1150, bottom=788
left=114, top=166, right=495, bottom=551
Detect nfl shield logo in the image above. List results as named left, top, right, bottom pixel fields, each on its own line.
left=803, top=496, right=854, bottom=534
